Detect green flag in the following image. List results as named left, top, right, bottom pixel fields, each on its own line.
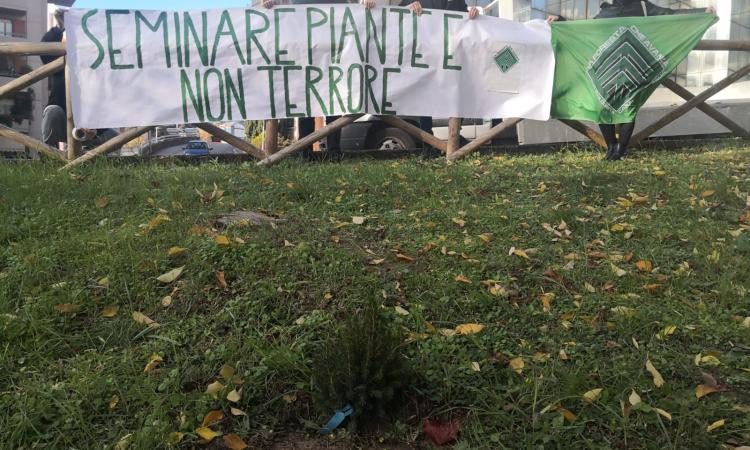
left=550, top=13, right=716, bottom=124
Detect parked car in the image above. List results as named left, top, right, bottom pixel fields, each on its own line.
left=337, top=115, right=511, bottom=152
left=182, top=140, right=212, bottom=156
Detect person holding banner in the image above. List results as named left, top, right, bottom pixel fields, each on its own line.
left=548, top=1, right=715, bottom=161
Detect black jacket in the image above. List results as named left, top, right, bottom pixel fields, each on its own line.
left=558, top=0, right=705, bottom=20
left=41, top=26, right=66, bottom=109
left=398, top=0, right=468, bottom=13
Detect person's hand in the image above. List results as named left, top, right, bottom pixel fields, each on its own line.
left=705, top=6, right=715, bottom=14
left=262, top=0, right=274, bottom=8
left=547, top=15, right=561, bottom=22
left=468, top=6, right=480, bottom=19
left=362, top=0, right=377, bottom=9
left=407, top=1, right=423, bottom=15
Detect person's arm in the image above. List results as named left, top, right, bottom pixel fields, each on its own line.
left=362, top=0, right=377, bottom=9
left=547, top=15, right=566, bottom=22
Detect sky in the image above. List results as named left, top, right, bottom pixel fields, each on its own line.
left=73, top=0, right=250, bottom=10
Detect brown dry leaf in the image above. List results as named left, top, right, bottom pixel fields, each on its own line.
left=206, top=381, right=225, bottom=398
left=610, top=264, right=627, bottom=277
left=54, top=303, right=81, bottom=314
left=215, top=235, right=231, bottom=246
left=582, top=388, right=603, bottom=403
left=509, top=357, right=524, bottom=374
left=696, top=384, right=720, bottom=399
left=645, top=359, right=665, bottom=387
left=202, top=410, right=224, bottom=427
left=161, top=295, right=172, bottom=307
left=143, top=354, right=163, bottom=373
left=395, top=253, right=414, bottom=262
left=540, top=293, right=555, bottom=312
left=216, top=271, right=228, bottom=289
left=223, top=434, right=248, bottom=450
left=655, top=408, right=672, bottom=421
left=369, top=258, right=385, bottom=265
left=95, top=196, right=109, bottom=208
left=227, top=389, right=242, bottom=403
left=455, top=323, right=484, bottom=335
left=220, top=365, right=235, bottom=381
left=706, top=419, right=725, bottom=432
left=419, top=242, right=436, bottom=253
left=452, top=217, right=466, bottom=227
left=157, top=266, right=184, bottom=283
left=454, top=274, right=472, bottom=284
left=701, top=190, right=716, bottom=198
left=167, top=247, right=187, bottom=256
left=109, top=394, right=119, bottom=409
left=230, top=407, right=247, bottom=416
left=132, top=311, right=159, bottom=327
left=101, top=305, right=119, bottom=318
left=635, top=260, right=653, bottom=272
left=195, top=427, right=220, bottom=442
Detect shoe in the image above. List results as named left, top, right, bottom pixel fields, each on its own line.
left=614, top=145, right=628, bottom=160
left=604, top=143, right=619, bottom=160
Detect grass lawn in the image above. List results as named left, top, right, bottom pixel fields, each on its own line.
left=2, top=142, right=750, bottom=449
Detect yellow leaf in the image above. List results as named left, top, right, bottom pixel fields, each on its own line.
left=478, top=233, right=493, bottom=243
left=54, top=303, right=81, bottom=314
left=454, top=274, right=472, bottom=284
left=161, top=295, right=172, bottom=307
left=394, top=306, right=410, bottom=316
left=610, top=264, right=627, bottom=277
left=227, top=388, right=242, bottom=403
left=132, top=311, right=158, bottom=327
left=611, top=306, right=637, bottom=317
left=695, top=354, right=721, bottom=366
left=352, top=216, right=366, bottom=225
left=645, top=359, right=665, bottom=387
left=583, top=388, right=603, bottom=403
left=540, top=293, right=554, bottom=312
left=656, top=325, right=676, bottom=340
left=157, top=266, right=184, bottom=283
left=452, top=217, right=466, bottom=227
left=282, top=393, right=297, bottom=403
left=167, top=246, right=187, bottom=256
left=115, top=434, right=132, bottom=450
left=98, top=276, right=110, bottom=287
left=195, top=427, right=220, bottom=442
left=109, top=394, right=119, bottom=409
left=512, top=248, right=530, bottom=260
left=220, top=365, right=235, bottom=381
left=101, top=305, right=119, bottom=318
left=215, top=235, right=231, bottom=246
left=701, top=190, right=716, bottom=198
left=205, top=381, right=225, bottom=398
left=395, top=253, right=414, bottom=262
left=628, top=390, right=642, bottom=406
left=509, top=357, right=524, bottom=374
left=230, top=407, right=247, bottom=416
left=559, top=349, right=569, bottom=360
left=696, top=384, right=719, bottom=399
left=470, top=362, right=481, bottom=372
left=455, top=323, right=484, bottom=335
left=655, top=408, right=672, bottom=421
left=369, top=258, right=386, bottom=265
left=202, top=410, right=224, bottom=427
left=223, top=434, right=249, bottom=450
left=143, top=354, right=163, bottom=373
left=166, top=432, right=184, bottom=444
left=95, top=196, right=109, bottom=208
left=635, top=260, right=653, bottom=272
left=439, top=328, right=457, bottom=337
left=706, top=419, right=725, bottom=432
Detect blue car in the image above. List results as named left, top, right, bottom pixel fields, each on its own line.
left=183, top=140, right=211, bottom=156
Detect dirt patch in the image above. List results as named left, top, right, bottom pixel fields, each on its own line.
left=261, top=433, right=421, bottom=450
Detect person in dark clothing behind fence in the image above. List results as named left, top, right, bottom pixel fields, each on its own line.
left=548, top=0, right=714, bottom=161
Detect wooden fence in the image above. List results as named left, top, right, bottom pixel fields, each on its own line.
left=0, top=39, right=748, bottom=169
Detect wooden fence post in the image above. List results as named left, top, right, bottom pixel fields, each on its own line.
left=263, top=119, right=279, bottom=156
left=448, top=118, right=523, bottom=161
left=0, top=124, right=65, bottom=161
left=0, top=57, right=64, bottom=99
left=446, top=117, right=461, bottom=159
left=65, top=60, right=81, bottom=160
left=559, top=120, right=608, bottom=148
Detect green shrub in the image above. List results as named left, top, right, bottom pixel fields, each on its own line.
left=312, top=301, right=410, bottom=432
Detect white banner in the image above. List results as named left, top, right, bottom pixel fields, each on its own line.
left=66, top=6, right=555, bottom=129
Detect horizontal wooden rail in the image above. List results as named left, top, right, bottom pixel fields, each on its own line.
left=0, top=42, right=65, bottom=56
left=0, top=57, right=64, bottom=99
left=376, top=115, right=448, bottom=153
left=449, top=118, right=523, bottom=161
left=0, top=124, right=66, bottom=161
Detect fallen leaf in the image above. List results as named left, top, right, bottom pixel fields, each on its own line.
left=101, top=305, right=119, bottom=318
left=98, top=276, right=110, bottom=287
left=452, top=217, right=466, bottom=227
left=655, top=408, right=672, bottom=421
left=696, top=384, right=719, bottom=399
left=395, top=253, right=414, bottom=262
left=696, top=354, right=721, bottom=366
left=706, top=419, right=725, bottom=432
left=369, top=258, right=385, bottom=265
left=394, top=306, right=410, bottom=316
left=167, top=246, right=187, bottom=256
left=611, top=306, right=637, bottom=317
left=215, top=235, right=231, bottom=246
left=230, top=407, right=247, bottom=416
left=423, top=419, right=460, bottom=445
left=202, top=410, right=224, bottom=427
left=220, top=365, right=235, bottom=381
left=352, top=216, right=366, bottom=225
left=583, top=388, right=603, bottom=403
left=470, top=362, right=481, bottom=372
left=540, top=293, right=554, bottom=312
left=227, top=389, right=242, bottom=403
left=635, top=260, right=653, bottom=272
left=282, top=393, right=297, bottom=403
left=205, top=381, right=225, bottom=398
left=157, top=266, right=184, bottom=283
left=629, top=390, right=642, bottom=406
left=478, top=233, right=492, bottom=243
left=161, top=295, right=172, bottom=307
left=509, top=357, right=524, bottom=374
left=166, top=432, right=184, bottom=444
left=223, top=434, right=248, bottom=450
left=195, top=427, right=220, bottom=442
left=143, top=354, right=163, bottom=373
left=454, top=274, right=471, bottom=284
left=455, top=323, right=484, bottom=335
left=610, top=264, right=627, bottom=277
left=54, top=303, right=80, bottom=314
left=701, top=190, right=716, bottom=198
left=95, top=196, right=109, bottom=208
left=646, top=359, right=665, bottom=387
left=109, top=394, right=119, bottom=409
left=511, top=248, right=530, bottom=260
left=216, top=271, right=228, bottom=289
left=132, top=311, right=158, bottom=327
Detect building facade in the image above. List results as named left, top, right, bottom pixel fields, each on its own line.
left=0, top=0, right=48, bottom=159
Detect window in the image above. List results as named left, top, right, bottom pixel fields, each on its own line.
left=0, top=7, right=26, bottom=38
left=0, top=55, right=31, bottom=78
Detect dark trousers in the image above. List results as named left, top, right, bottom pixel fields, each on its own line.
left=298, top=116, right=341, bottom=157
